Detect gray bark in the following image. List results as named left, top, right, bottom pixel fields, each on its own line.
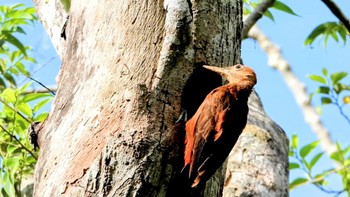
left=32, top=0, right=287, bottom=196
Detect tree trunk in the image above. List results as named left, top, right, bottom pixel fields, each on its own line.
left=32, top=0, right=287, bottom=196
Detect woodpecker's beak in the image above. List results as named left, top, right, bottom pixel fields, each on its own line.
left=203, top=65, right=229, bottom=78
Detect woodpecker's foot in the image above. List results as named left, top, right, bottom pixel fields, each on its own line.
left=61, top=15, right=69, bottom=40
left=27, top=121, right=45, bottom=151
left=176, top=109, right=188, bottom=124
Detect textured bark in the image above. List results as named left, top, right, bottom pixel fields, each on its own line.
left=224, top=92, right=289, bottom=196
left=32, top=0, right=245, bottom=196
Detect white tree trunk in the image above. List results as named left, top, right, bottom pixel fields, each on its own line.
left=32, top=0, right=287, bottom=196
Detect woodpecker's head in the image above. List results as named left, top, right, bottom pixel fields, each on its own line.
left=203, top=64, right=257, bottom=88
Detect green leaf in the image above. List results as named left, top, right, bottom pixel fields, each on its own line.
left=2, top=33, right=27, bottom=56
left=289, top=162, right=300, bottom=170
left=289, top=177, right=308, bottom=190
left=1, top=88, right=16, bottom=103
left=6, top=144, right=19, bottom=154
left=330, top=143, right=343, bottom=163
left=289, top=150, right=294, bottom=157
left=305, top=23, right=328, bottom=46
left=330, top=72, right=347, bottom=85
left=314, top=173, right=325, bottom=185
left=3, top=173, right=15, bottom=197
left=272, top=1, right=298, bottom=16
left=316, top=86, right=330, bottom=94
left=17, top=82, right=33, bottom=94
left=15, top=61, right=30, bottom=75
left=308, top=75, right=327, bottom=84
left=322, top=68, right=328, bottom=76
left=61, top=0, right=71, bottom=12
left=18, top=102, right=32, bottom=117
left=3, top=73, right=16, bottom=86
left=321, top=97, right=332, bottom=105
left=34, top=112, right=49, bottom=122
left=4, top=157, right=20, bottom=171
left=263, top=10, right=275, bottom=22
left=300, top=141, right=319, bottom=158
left=21, top=92, right=52, bottom=102
left=33, top=98, right=53, bottom=112
left=291, top=134, right=298, bottom=149
left=309, top=152, right=323, bottom=171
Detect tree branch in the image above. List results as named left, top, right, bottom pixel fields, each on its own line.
left=248, top=25, right=337, bottom=155
left=320, top=0, right=350, bottom=33
left=0, top=124, right=37, bottom=160
left=242, top=0, right=276, bottom=38
left=23, top=87, right=57, bottom=94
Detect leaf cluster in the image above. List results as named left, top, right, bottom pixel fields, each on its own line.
left=0, top=3, right=53, bottom=197
left=243, top=0, right=297, bottom=21
left=308, top=69, right=350, bottom=124
left=289, top=135, right=350, bottom=196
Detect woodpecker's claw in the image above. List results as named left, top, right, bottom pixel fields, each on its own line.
left=176, top=109, right=188, bottom=124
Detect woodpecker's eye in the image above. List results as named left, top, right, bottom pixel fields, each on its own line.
left=235, top=65, right=242, bottom=70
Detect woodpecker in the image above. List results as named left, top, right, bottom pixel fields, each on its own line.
left=183, top=64, right=257, bottom=187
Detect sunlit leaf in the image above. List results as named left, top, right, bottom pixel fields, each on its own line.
left=1, top=88, right=16, bottom=103
left=300, top=141, right=319, bottom=158
left=18, top=102, right=32, bottom=117
left=322, top=68, right=328, bottom=76
left=343, top=96, right=350, bottom=104
left=289, top=177, right=308, bottom=190
left=289, top=162, right=300, bottom=170
left=272, top=1, right=298, bottom=16
left=3, top=170, right=15, bottom=197
left=33, top=98, right=52, bottom=112
left=330, top=72, right=347, bottom=85
left=291, top=134, right=298, bottom=149
left=34, top=112, right=49, bottom=122
left=264, top=10, right=275, bottom=22
left=2, top=33, right=27, bottom=56
left=308, top=75, right=327, bottom=84
left=308, top=152, right=323, bottom=171
left=21, top=92, right=52, bottom=102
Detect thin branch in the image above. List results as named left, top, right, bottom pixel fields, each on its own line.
left=248, top=25, right=337, bottom=155
left=26, top=76, right=56, bottom=96
left=23, top=87, right=57, bottom=94
left=0, top=98, right=32, bottom=123
left=242, top=0, right=276, bottom=38
left=0, top=124, right=37, bottom=160
left=320, top=0, right=350, bottom=33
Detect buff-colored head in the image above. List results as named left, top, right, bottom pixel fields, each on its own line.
left=203, top=64, right=257, bottom=88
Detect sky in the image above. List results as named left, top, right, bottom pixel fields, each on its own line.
left=8, top=0, right=350, bottom=196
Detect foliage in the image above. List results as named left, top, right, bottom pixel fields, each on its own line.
left=0, top=4, right=37, bottom=90
left=0, top=3, right=53, bottom=197
left=243, top=0, right=297, bottom=21
left=308, top=69, right=350, bottom=124
left=305, top=22, right=349, bottom=47
left=289, top=69, right=350, bottom=195
left=289, top=135, right=350, bottom=196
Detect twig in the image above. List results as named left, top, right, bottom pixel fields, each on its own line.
left=242, top=0, right=276, bottom=38
left=320, top=0, right=350, bottom=33
left=23, top=87, right=57, bottom=94
left=292, top=149, right=345, bottom=195
left=0, top=98, right=32, bottom=123
left=26, top=76, right=56, bottom=96
left=0, top=124, right=37, bottom=160
left=248, top=25, right=337, bottom=155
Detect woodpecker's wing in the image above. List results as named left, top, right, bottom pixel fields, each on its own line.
left=188, top=87, right=233, bottom=185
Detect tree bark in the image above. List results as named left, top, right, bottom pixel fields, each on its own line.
left=224, top=92, right=289, bottom=197
left=32, top=0, right=287, bottom=196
